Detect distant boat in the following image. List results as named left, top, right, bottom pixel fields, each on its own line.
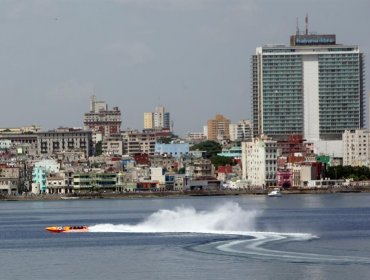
left=45, top=226, right=89, bottom=233
left=61, top=196, right=80, bottom=200
left=268, top=188, right=282, bottom=197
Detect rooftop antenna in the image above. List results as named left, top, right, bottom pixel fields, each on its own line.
left=305, top=13, right=308, bottom=35
left=296, top=17, right=300, bottom=35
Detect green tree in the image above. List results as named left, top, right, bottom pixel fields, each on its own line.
left=158, top=137, right=172, bottom=144
left=210, top=155, right=235, bottom=169
left=190, top=140, right=222, bottom=158
left=326, top=165, right=370, bottom=180
left=95, top=141, right=103, bottom=156
left=178, top=167, right=186, bottom=174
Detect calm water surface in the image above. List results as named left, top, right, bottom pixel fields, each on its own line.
left=1, top=194, right=370, bottom=280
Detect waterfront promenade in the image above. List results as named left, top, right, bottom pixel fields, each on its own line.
left=1, top=185, right=369, bottom=201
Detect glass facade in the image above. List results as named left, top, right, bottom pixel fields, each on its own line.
left=252, top=44, right=364, bottom=140
left=318, top=53, right=363, bottom=139
left=261, top=54, right=303, bottom=137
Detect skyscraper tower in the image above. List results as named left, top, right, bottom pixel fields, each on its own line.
left=252, top=27, right=364, bottom=142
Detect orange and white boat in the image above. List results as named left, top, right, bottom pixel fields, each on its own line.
left=45, top=226, right=89, bottom=233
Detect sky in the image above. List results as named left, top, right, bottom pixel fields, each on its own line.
left=0, top=0, right=369, bottom=136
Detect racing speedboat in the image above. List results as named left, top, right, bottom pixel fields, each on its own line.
left=45, top=226, right=89, bottom=233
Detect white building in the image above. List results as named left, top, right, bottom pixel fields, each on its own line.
left=103, top=140, right=123, bottom=156
left=203, top=125, right=208, bottom=139
left=343, top=129, right=370, bottom=167
left=229, top=120, right=253, bottom=142
left=242, top=136, right=277, bottom=187
left=150, top=167, right=165, bottom=184
left=34, top=159, right=60, bottom=173
left=0, top=140, right=11, bottom=150
left=186, top=132, right=206, bottom=143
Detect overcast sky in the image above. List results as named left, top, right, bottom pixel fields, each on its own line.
left=0, top=0, right=369, bottom=136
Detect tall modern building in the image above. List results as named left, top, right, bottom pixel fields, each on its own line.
left=252, top=30, right=365, bottom=142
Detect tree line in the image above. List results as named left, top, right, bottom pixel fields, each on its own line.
left=326, top=166, right=370, bottom=181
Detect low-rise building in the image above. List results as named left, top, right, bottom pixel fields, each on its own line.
left=102, top=135, right=123, bottom=156
left=186, top=159, right=214, bottom=178
left=46, top=172, right=73, bottom=194
left=185, top=132, right=206, bottom=143
left=217, top=145, right=242, bottom=159
left=150, top=167, right=165, bottom=185
left=173, top=174, right=186, bottom=191
left=154, top=142, right=189, bottom=158
left=0, top=140, right=11, bottom=150
left=32, top=167, right=47, bottom=193
left=0, top=164, right=26, bottom=195
left=184, top=176, right=221, bottom=191
left=73, top=172, right=118, bottom=192
left=150, top=154, right=179, bottom=171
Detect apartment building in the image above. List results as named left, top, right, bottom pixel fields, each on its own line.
left=207, top=114, right=230, bottom=141
left=83, top=95, right=122, bottom=137
left=229, top=120, right=253, bottom=142
left=242, top=136, right=277, bottom=187
left=37, top=128, right=93, bottom=157
left=343, top=129, right=370, bottom=166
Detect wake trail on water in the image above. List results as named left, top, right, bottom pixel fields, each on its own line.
left=88, top=202, right=370, bottom=264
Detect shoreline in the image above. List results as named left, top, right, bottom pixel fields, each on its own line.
left=1, top=187, right=369, bottom=201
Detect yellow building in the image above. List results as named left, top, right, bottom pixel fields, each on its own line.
left=207, top=114, right=230, bottom=141
left=144, top=112, right=154, bottom=129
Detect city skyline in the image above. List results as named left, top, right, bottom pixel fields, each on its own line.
left=0, top=0, right=369, bottom=136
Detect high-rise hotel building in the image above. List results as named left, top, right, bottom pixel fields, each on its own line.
left=252, top=32, right=365, bottom=143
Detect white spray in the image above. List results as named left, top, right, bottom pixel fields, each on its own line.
left=89, top=202, right=259, bottom=234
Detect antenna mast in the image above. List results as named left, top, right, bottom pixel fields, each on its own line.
left=305, top=13, right=308, bottom=35
left=296, top=17, right=299, bottom=35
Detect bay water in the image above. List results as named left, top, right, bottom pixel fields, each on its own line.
left=1, top=193, right=370, bottom=280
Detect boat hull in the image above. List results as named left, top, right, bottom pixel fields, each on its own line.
left=45, top=226, right=89, bottom=233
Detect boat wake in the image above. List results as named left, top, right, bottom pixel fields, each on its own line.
left=89, top=202, right=259, bottom=234
left=191, top=231, right=370, bottom=264
left=89, top=202, right=370, bottom=264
